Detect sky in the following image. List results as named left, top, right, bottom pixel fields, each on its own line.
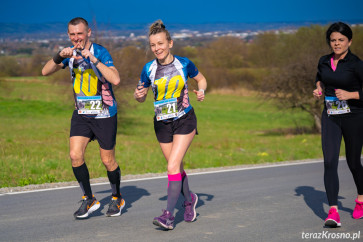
left=1, top=0, right=362, bottom=25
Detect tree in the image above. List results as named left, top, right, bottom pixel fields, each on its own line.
left=112, top=45, right=149, bottom=87
left=0, top=56, right=21, bottom=77
left=251, top=25, right=329, bottom=132
left=197, top=37, right=254, bottom=89
left=351, top=25, right=363, bottom=58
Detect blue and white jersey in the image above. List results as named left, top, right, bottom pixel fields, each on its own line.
left=140, top=56, right=199, bottom=119
left=62, top=43, right=117, bottom=118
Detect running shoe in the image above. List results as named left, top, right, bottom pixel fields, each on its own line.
left=183, top=192, right=198, bottom=222
left=353, top=199, right=363, bottom=219
left=153, top=209, right=175, bottom=230
left=73, top=195, right=100, bottom=219
left=106, top=196, right=126, bottom=217
left=324, top=207, right=341, bottom=227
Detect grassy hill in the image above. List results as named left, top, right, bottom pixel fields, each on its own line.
left=0, top=77, right=326, bottom=188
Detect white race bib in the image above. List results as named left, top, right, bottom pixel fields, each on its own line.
left=154, top=98, right=178, bottom=121
left=325, top=96, right=351, bottom=115
left=77, top=96, right=102, bottom=114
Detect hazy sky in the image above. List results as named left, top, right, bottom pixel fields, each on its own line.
left=1, top=0, right=362, bottom=24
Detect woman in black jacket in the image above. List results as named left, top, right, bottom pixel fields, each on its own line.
left=313, top=22, right=363, bottom=227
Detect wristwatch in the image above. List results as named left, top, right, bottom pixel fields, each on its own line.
left=198, top=89, right=205, bottom=95
left=93, top=59, right=100, bottom=66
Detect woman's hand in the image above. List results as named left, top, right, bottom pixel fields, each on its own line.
left=193, top=89, right=205, bottom=102
left=134, top=83, right=148, bottom=102
left=335, top=89, right=359, bottom=101
left=192, top=72, right=207, bottom=102
left=313, top=81, right=323, bottom=99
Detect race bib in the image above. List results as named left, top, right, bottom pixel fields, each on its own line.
left=77, top=96, right=102, bottom=114
left=154, top=98, right=178, bottom=121
left=325, top=96, right=351, bottom=115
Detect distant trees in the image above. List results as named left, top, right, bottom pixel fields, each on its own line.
left=250, top=25, right=329, bottom=132
left=2, top=24, right=363, bottom=132
left=112, top=46, right=149, bottom=87
left=0, top=54, right=48, bottom=77
left=197, top=36, right=254, bottom=89
left=0, top=56, right=20, bottom=77
left=188, top=25, right=362, bottom=132
left=351, top=25, right=363, bottom=58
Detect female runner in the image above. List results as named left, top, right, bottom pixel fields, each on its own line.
left=313, top=22, right=363, bottom=227
left=134, top=20, right=207, bottom=230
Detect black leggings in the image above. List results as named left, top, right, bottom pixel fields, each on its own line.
left=321, top=110, right=363, bottom=206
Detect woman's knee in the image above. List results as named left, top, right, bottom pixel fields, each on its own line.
left=347, top=162, right=363, bottom=175
left=324, top=160, right=338, bottom=171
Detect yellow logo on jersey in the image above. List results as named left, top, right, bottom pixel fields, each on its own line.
left=73, top=68, right=98, bottom=96
left=155, top=75, right=185, bottom=101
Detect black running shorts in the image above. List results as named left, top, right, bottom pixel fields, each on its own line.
left=154, top=108, right=198, bottom=143
left=70, top=110, right=117, bottom=150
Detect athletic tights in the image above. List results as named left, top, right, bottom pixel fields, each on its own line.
left=321, top=110, right=363, bottom=206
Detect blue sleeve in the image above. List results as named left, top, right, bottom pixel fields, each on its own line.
left=98, top=49, right=114, bottom=67
left=187, top=59, right=199, bottom=78
left=140, top=65, right=151, bottom=88
left=62, top=58, right=69, bottom=69
left=92, top=44, right=114, bottom=67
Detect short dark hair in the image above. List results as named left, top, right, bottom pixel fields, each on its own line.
left=68, top=17, right=89, bottom=30
left=326, top=22, right=352, bottom=45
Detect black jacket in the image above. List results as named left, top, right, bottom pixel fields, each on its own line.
left=316, top=50, right=363, bottom=112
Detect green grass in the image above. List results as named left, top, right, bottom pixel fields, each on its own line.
left=0, top=77, right=328, bottom=188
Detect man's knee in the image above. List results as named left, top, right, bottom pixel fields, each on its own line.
left=70, top=150, right=84, bottom=166
left=101, top=156, right=117, bottom=169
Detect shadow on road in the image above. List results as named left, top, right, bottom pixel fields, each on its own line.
left=158, top=192, right=214, bottom=227
left=94, top=185, right=151, bottom=216
left=295, top=186, right=352, bottom=220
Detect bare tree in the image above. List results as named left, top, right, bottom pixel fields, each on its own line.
left=113, top=46, right=149, bottom=87
left=251, top=25, right=329, bottom=132
left=197, top=37, right=253, bottom=89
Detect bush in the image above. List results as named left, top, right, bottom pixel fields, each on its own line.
left=249, top=25, right=363, bottom=132
left=0, top=56, right=21, bottom=77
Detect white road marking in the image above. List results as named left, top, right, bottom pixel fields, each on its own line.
left=0, top=159, right=323, bottom=196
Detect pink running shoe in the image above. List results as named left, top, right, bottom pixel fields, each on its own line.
left=353, top=199, right=363, bottom=219
left=324, top=207, right=341, bottom=227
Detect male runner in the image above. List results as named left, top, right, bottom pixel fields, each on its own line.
left=42, top=17, right=125, bottom=219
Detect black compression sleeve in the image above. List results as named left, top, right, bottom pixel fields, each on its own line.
left=53, top=51, right=65, bottom=64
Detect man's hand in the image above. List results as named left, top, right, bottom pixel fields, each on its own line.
left=59, top=46, right=77, bottom=59
left=80, top=48, right=97, bottom=63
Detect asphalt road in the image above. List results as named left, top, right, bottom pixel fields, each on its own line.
left=0, top=160, right=362, bottom=242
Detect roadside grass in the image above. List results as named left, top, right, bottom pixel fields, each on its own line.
left=0, top=77, right=330, bottom=188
